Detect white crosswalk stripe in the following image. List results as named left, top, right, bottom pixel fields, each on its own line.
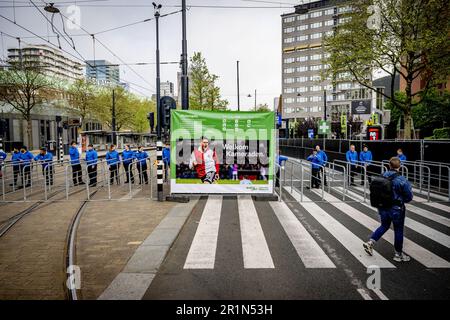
left=335, top=187, right=450, bottom=249
left=270, top=201, right=336, bottom=268
left=284, top=186, right=396, bottom=269
left=412, top=194, right=450, bottom=212
left=311, top=189, right=450, bottom=268
left=184, top=195, right=222, bottom=269
left=238, top=195, right=275, bottom=269
left=351, top=186, right=450, bottom=228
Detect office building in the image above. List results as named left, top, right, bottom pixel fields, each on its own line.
left=281, top=0, right=372, bottom=122
left=7, top=44, right=83, bottom=81
left=85, top=60, right=120, bottom=85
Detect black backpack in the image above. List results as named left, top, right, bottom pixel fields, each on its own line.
left=369, top=173, right=398, bottom=208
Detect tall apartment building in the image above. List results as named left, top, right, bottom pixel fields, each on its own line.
left=85, top=60, right=120, bottom=85
left=7, top=44, right=83, bottom=81
left=161, top=81, right=175, bottom=97
left=281, top=0, right=372, bottom=123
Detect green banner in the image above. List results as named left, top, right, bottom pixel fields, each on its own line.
left=170, top=110, right=276, bottom=194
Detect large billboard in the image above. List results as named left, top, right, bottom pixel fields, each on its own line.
left=170, top=110, right=276, bottom=194
left=351, top=100, right=372, bottom=115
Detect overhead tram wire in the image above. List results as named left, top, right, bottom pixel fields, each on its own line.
left=0, top=3, right=292, bottom=9
left=0, top=19, right=154, bottom=96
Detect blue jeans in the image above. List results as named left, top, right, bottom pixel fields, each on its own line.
left=370, top=206, right=405, bottom=253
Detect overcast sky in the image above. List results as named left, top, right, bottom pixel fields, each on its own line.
left=0, top=0, right=307, bottom=110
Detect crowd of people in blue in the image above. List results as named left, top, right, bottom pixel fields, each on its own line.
left=0, top=142, right=170, bottom=188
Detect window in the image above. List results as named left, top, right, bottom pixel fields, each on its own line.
left=338, top=17, right=351, bottom=24
left=310, top=85, right=322, bottom=92
left=310, top=96, right=322, bottom=102
left=284, top=57, right=295, bottom=64
left=297, top=35, right=308, bottom=42
left=297, top=76, right=308, bottom=83
left=324, top=31, right=334, bottom=37
left=284, top=37, right=295, bottom=44
left=310, top=11, right=323, bottom=18
left=311, top=106, right=319, bottom=112
left=284, top=27, right=295, bottom=33
left=284, top=87, right=296, bottom=93
left=297, top=86, right=308, bottom=93
left=324, top=19, right=334, bottom=26
left=310, top=65, right=322, bottom=71
left=298, top=56, right=308, bottom=62
left=310, top=22, right=323, bottom=29
left=284, top=68, right=296, bottom=74
left=310, top=53, right=322, bottom=60
left=310, top=33, right=322, bottom=40
left=297, top=66, right=308, bottom=72
left=338, top=82, right=352, bottom=90
left=298, top=14, right=308, bottom=21
left=284, top=16, right=296, bottom=23
left=324, top=52, right=331, bottom=59
left=297, top=96, right=308, bottom=103
left=284, top=78, right=295, bottom=84
left=297, top=25, right=308, bottom=31
left=338, top=6, right=352, bottom=13
left=310, top=75, right=321, bottom=81
left=284, top=97, right=295, bottom=103
left=324, top=8, right=334, bottom=15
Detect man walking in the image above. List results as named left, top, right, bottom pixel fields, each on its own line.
left=363, top=157, right=413, bottom=262
left=315, top=145, right=328, bottom=186
left=346, top=144, right=358, bottom=186
left=69, top=141, right=84, bottom=186
left=85, top=144, right=98, bottom=187
left=359, top=144, right=373, bottom=186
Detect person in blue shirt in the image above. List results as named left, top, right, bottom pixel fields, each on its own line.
left=397, top=148, right=406, bottom=163
left=315, top=145, right=328, bottom=187
left=162, top=143, right=171, bottom=182
left=135, top=146, right=149, bottom=184
left=69, top=141, right=84, bottom=186
left=19, top=146, right=34, bottom=187
left=359, top=144, right=373, bottom=185
left=364, top=157, right=413, bottom=262
left=106, top=144, right=121, bottom=185
left=0, top=148, right=6, bottom=178
left=275, top=155, right=289, bottom=187
left=85, top=144, right=98, bottom=187
left=346, top=144, right=359, bottom=186
left=34, top=147, right=54, bottom=186
left=10, top=147, right=22, bottom=187
left=307, top=150, right=322, bottom=188
left=122, top=144, right=136, bottom=184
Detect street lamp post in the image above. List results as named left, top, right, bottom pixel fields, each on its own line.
left=323, top=89, right=327, bottom=121
left=237, top=61, right=240, bottom=111
left=111, top=89, right=116, bottom=145
left=153, top=2, right=164, bottom=202
left=181, top=0, right=189, bottom=110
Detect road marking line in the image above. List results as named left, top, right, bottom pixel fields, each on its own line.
left=184, top=195, right=222, bottom=269
left=373, top=288, right=389, bottom=300
left=270, top=201, right=336, bottom=268
left=284, top=187, right=395, bottom=269
left=413, top=194, right=450, bottom=212
left=337, top=187, right=450, bottom=249
left=312, top=189, right=450, bottom=268
left=238, top=195, right=274, bottom=269
left=357, top=289, right=372, bottom=300
left=352, top=186, right=450, bottom=227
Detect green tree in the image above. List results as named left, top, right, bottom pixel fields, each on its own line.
left=67, top=78, right=98, bottom=125
left=0, top=64, right=57, bottom=145
left=189, top=52, right=228, bottom=110
left=255, top=103, right=270, bottom=112
left=323, top=0, right=450, bottom=139
left=131, top=98, right=156, bottom=133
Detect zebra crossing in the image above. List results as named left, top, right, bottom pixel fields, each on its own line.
left=181, top=188, right=450, bottom=272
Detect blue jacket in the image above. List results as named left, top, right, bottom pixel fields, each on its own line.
left=85, top=149, right=98, bottom=166
left=122, top=149, right=135, bottom=165
left=381, top=170, right=413, bottom=209
left=11, top=151, right=21, bottom=167
left=277, top=155, right=288, bottom=166
left=19, top=151, right=34, bottom=165
left=346, top=150, right=358, bottom=164
left=34, top=152, right=53, bottom=169
left=162, top=147, right=170, bottom=164
left=317, top=150, right=328, bottom=165
left=307, top=154, right=322, bottom=169
left=135, top=151, right=149, bottom=166
left=69, top=146, right=80, bottom=165
left=106, top=150, right=120, bottom=165
left=398, top=154, right=406, bottom=163
left=359, top=150, right=373, bottom=164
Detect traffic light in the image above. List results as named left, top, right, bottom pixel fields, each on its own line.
left=147, top=112, right=155, bottom=133
left=160, top=96, right=177, bottom=134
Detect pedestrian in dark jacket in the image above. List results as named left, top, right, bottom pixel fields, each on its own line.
left=346, top=144, right=358, bottom=186
left=315, top=145, right=328, bottom=186
left=359, top=144, right=373, bottom=185
left=307, top=150, right=322, bottom=188
left=85, top=144, right=98, bottom=187
left=69, top=141, right=84, bottom=186
left=363, top=157, right=413, bottom=262
left=135, top=146, right=149, bottom=184
left=122, top=145, right=135, bottom=184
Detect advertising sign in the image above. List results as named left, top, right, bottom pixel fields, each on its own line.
left=367, top=126, right=382, bottom=140
left=170, top=110, right=275, bottom=194
left=308, top=129, right=314, bottom=139
left=351, top=100, right=372, bottom=115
